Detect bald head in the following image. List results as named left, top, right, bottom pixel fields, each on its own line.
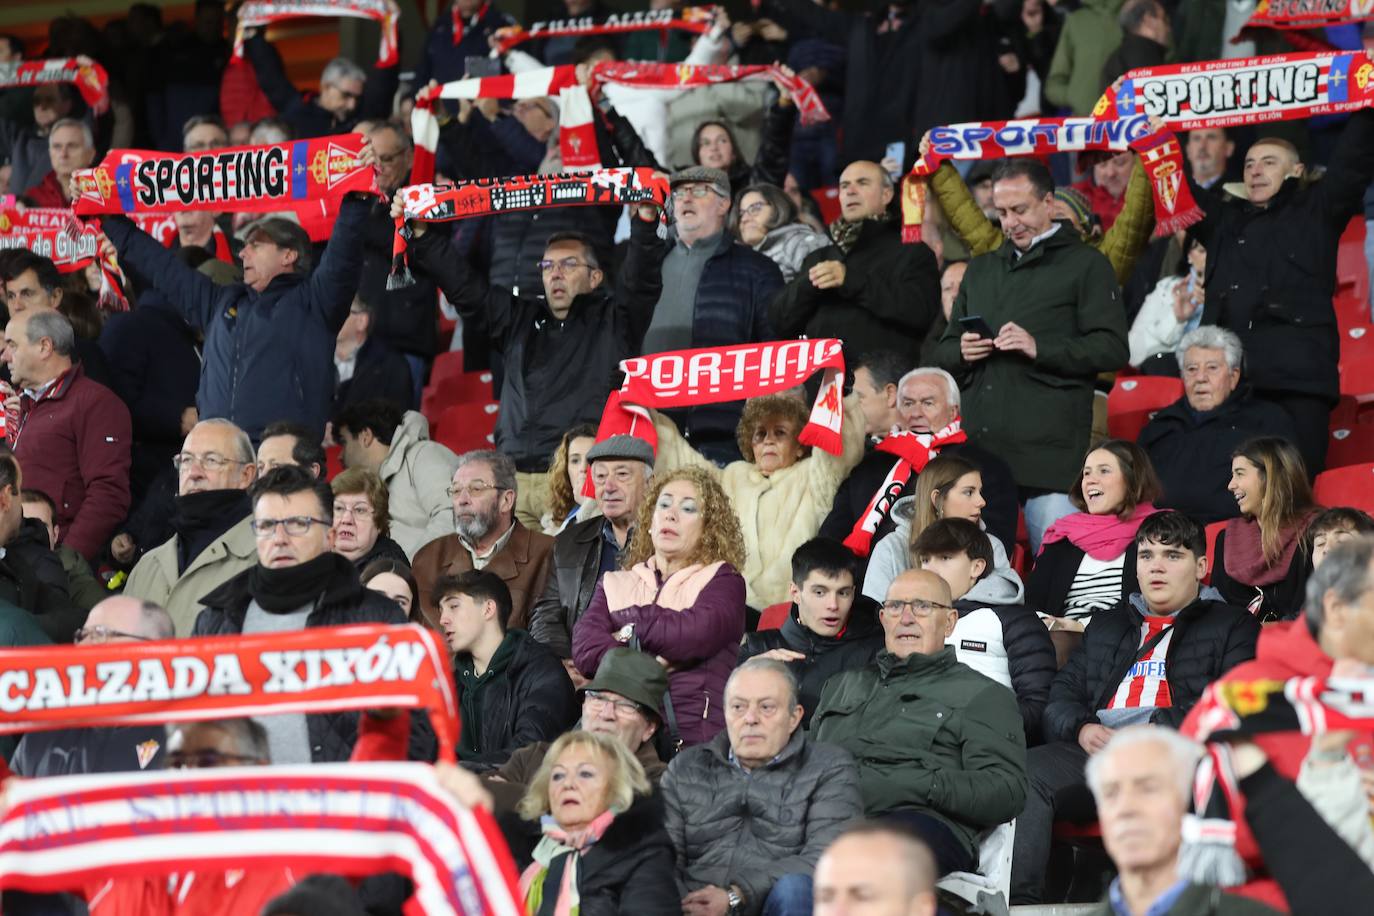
left=815, top=823, right=938, bottom=916
left=81, top=596, right=174, bottom=643
left=881, top=569, right=957, bottom=658
left=839, top=159, right=895, bottom=222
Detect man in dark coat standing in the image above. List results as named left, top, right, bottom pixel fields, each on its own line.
left=1193, top=109, right=1374, bottom=474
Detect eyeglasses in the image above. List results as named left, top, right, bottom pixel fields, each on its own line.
left=447, top=482, right=504, bottom=498
left=538, top=257, right=591, bottom=274
left=584, top=690, right=644, bottom=717
left=252, top=516, right=332, bottom=538
left=672, top=184, right=720, bottom=201
left=376, top=149, right=408, bottom=166
left=739, top=201, right=770, bottom=218
left=75, top=625, right=153, bottom=644
left=879, top=598, right=953, bottom=619
left=173, top=452, right=245, bottom=472
left=166, top=750, right=263, bottom=769
left=333, top=502, right=374, bottom=520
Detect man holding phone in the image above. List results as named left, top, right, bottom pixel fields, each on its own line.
left=933, top=159, right=1127, bottom=551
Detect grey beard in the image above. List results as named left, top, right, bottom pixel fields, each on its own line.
left=455, top=513, right=492, bottom=543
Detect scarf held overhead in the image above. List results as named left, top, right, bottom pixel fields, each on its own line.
left=901, top=115, right=1201, bottom=243
left=0, top=623, right=459, bottom=760
left=493, top=6, right=715, bottom=54
left=1246, top=0, right=1374, bottom=33
left=0, top=58, right=109, bottom=114
left=234, top=0, right=400, bottom=67
left=70, top=134, right=377, bottom=216
left=843, top=422, right=968, bottom=557
left=0, top=763, right=523, bottom=916
left=0, top=207, right=130, bottom=310
left=389, top=168, right=668, bottom=286
left=599, top=338, right=847, bottom=455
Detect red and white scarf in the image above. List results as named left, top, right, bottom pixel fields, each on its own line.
left=0, top=762, right=522, bottom=916
left=0, top=207, right=129, bottom=310
left=902, top=116, right=1201, bottom=243
left=0, top=58, right=109, bottom=114
left=843, top=421, right=968, bottom=557
left=493, top=6, right=716, bottom=54
left=411, top=62, right=829, bottom=179
left=0, top=624, right=460, bottom=760
left=1245, top=0, right=1374, bottom=33
left=1092, top=49, right=1374, bottom=129
left=596, top=338, right=847, bottom=456
left=234, top=0, right=401, bottom=66
left=389, top=168, right=668, bottom=286
left=71, top=134, right=377, bottom=216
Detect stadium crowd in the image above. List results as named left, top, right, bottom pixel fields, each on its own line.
left=2, top=0, right=1374, bottom=913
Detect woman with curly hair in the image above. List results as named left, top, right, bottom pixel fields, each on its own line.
left=542, top=424, right=598, bottom=535
left=652, top=391, right=866, bottom=608
left=572, top=468, right=748, bottom=748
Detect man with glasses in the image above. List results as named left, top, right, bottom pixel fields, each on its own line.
left=397, top=185, right=665, bottom=529
left=643, top=166, right=782, bottom=464
left=412, top=450, right=554, bottom=632
left=10, top=596, right=174, bottom=777
left=241, top=30, right=392, bottom=138
left=812, top=568, right=1027, bottom=877
left=124, top=419, right=259, bottom=636
left=192, top=466, right=428, bottom=764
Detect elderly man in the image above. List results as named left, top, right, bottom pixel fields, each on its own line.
left=821, top=366, right=1018, bottom=558
left=97, top=150, right=375, bottom=442
left=333, top=399, right=459, bottom=556
left=123, top=419, right=259, bottom=636
left=411, top=450, right=555, bottom=632
left=10, top=596, right=175, bottom=776
left=1192, top=110, right=1374, bottom=474
left=256, top=420, right=327, bottom=479
left=812, top=569, right=1026, bottom=877
left=21, top=116, right=92, bottom=207
left=1138, top=326, right=1297, bottom=523
left=3, top=309, right=130, bottom=563
left=814, top=822, right=940, bottom=916
left=1011, top=511, right=1260, bottom=905
left=934, top=158, right=1128, bottom=550
left=643, top=166, right=781, bottom=463
left=193, top=466, right=425, bottom=764
left=662, top=657, right=863, bottom=916
left=531, top=435, right=654, bottom=675
left=398, top=187, right=664, bottom=529
left=772, top=160, right=940, bottom=367
left=1186, top=128, right=1234, bottom=190
left=2, top=250, right=115, bottom=388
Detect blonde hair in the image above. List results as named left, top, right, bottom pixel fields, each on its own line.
left=546, top=424, right=597, bottom=527
left=624, top=467, right=746, bottom=571
left=735, top=395, right=811, bottom=465
left=1233, top=437, right=1317, bottom=565
left=516, top=730, right=650, bottom=822
left=907, top=454, right=980, bottom=555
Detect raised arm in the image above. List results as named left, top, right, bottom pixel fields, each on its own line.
left=100, top=216, right=222, bottom=331
left=929, top=159, right=1005, bottom=257
left=1097, top=155, right=1155, bottom=286
left=242, top=32, right=307, bottom=118
left=615, top=209, right=669, bottom=350
left=305, top=195, right=371, bottom=332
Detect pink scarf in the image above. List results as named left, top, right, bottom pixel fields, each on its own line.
left=1040, top=503, right=1159, bottom=561
left=1222, top=510, right=1318, bottom=587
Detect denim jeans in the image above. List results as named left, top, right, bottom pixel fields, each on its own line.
left=761, top=873, right=814, bottom=916
left=1023, top=492, right=1077, bottom=555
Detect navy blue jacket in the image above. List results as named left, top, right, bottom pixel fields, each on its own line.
left=102, top=197, right=370, bottom=441
left=243, top=33, right=397, bottom=138
left=413, top=3, right=517, bottom=91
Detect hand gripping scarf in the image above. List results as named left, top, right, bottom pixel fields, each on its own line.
left=1179, top=674, right=1374, bottom=887
left=0, top=207, right=130, bottom=310
left=388, top=167, right=668, bottom=287
left=492, top=6, right=715, bottom=54
left=411, top=62, right=828, bottom=179
left=843, top=422, right=968, bottom=557
left=234, top=0, right=401, bottom=67
left=0, top=762, right=522, bottom=916
left=900, top=115, right=1202, bottom=244
left=70, top=134, right=377, bottom=217
left=0, top=623, right=460, bottom=761
left=0, top=58, right=109, bottom=114
left=1245, top=0, right=1374, bottom=33
left=594, top=338, right=847, bottom=456
left=1091, top=49, right=1374, bottom=129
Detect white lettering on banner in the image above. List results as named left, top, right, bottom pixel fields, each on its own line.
left=928, top=115, right=1151, bottom=158
left=620, top=340, right=843, bottom=403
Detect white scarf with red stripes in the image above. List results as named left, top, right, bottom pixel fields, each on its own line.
left=233, top=0, right=400, bottom=66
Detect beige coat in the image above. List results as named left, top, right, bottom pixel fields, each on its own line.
left=653, top=394, right=866, bottom=608
left=122, top=515, right=258, bottom=636
left=379, top=411, right=461, bottom=558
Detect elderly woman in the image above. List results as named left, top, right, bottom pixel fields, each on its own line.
left=518, top=730, right=676, bottom=915
left=730, top=183, right=832, bottom=281
left=653, top=392, right=865, bottom=608
left=330, top=468, right=407, bottom=569
left=573, top=468, right=747, bottom=747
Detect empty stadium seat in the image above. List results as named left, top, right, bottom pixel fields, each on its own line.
left=1328, top=424, right=1374, bottom=471
left=1313, top=463, right=1374, bottom=515
left=1337, top=217, right=1369, bottom=303
left=1339, top=326, right=1374, bottom=401
left=757, top=602, right=791, bottom=631
left=1204, top=520, right=1226, bottom=585
left=433, top=402, right=499, bottom=454
left=1106, top=377, right=1184, bottom=441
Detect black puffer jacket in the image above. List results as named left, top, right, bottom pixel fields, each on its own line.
left=1138, top=389, right=1297, bottom=525
left=455, top=629, right=578, bottom=771
left=950, top=599, right=1056, bottom=745
left=1194, top=109, right=1374, bottom=403
left=1043, top=593, right=1260, bottom=744
left=562, top=793, right=680, bottom=916
left=192, top=556, right=436, bottom=764
left=530, top=515, right=611, bottom=659
left=738, top=599, right=883, bottom=724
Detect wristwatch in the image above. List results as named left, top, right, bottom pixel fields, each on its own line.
left=614, top=623, right=635, bottom=644
left=726, top=887, right=743, bottom=914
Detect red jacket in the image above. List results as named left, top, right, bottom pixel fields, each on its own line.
left=1070, top=178, right=1125, bottom=230
left=13, top=364, right=131, bottom=561
left=1180, top=620, right=1370, bottom=912
left=20, top=172, right=70, bottom=209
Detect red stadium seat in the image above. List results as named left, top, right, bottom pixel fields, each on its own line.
left=423, top=371, right=496, bottom=421
left=433, top=402, right=499, bottom=454
left=1339, top=327, right=1374, bottom=402
left=1337, top=217, right=1369, bottom=303
left=1313, top=464, right=1374, bottom=515
left=1204, top=520, right=1226, bottom=585
left=325, top=445, right=344, bottom=481
left=429, top=350, right=465, bottom=387
left=810, top=187, right=842, bottom=225
left=1336, top=293, right=1368, bottom=335
left=757, top=602, right=791, bottom=631
left=1328, top=424, right=1374, bottom=471
left=1106, top=377, right=1184, bottom=441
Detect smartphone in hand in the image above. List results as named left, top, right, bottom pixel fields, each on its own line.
left=958, top=315, right=996, bottom=339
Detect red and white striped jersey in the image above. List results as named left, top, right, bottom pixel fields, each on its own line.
left=1107, top=614, right=1177, bottom=710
